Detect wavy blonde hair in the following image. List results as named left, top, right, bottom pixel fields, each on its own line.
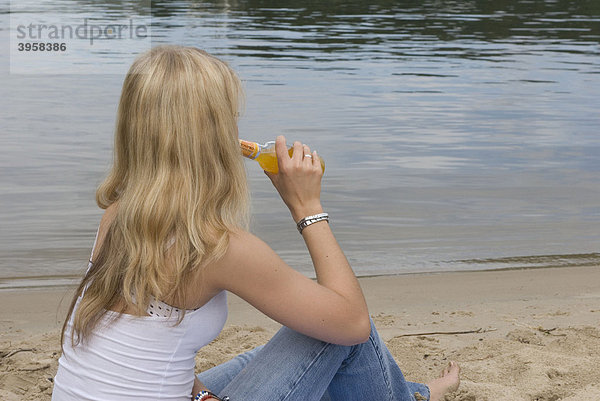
left=62, top=45, right=249, bottom=347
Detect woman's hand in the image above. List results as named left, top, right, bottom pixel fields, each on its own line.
left=264, top=135, right=324, bottom=222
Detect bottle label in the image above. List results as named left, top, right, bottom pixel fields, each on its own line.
left=239, top=139, right=261, bottom=160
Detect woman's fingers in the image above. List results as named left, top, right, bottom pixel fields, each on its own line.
left=274, top=135, right=289, bottom=171
left=312, top=150, right=320, bottom=170
left=291, top=141, right=303, bottom=165
left=302, top=144, right=312, bottom=164
left=273, top=136, right=319, bottom=172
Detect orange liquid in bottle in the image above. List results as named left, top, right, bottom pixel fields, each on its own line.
left=239, top=139, right=325, bottom=174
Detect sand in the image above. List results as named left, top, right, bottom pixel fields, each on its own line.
left=1, top=265, right=599, bottom=401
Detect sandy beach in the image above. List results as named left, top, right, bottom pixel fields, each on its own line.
left=1, top=265, right=599, bottom=401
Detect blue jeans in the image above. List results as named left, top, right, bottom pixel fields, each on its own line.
left=197, top=318, right=430, bottom=401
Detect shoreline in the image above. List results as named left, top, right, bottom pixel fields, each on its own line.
left=1, top=260, right=598, bottom=292
left=1, top=265, right=599, bottom=400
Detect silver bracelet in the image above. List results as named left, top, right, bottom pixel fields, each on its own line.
left=296, top=212, right=329, bottom=234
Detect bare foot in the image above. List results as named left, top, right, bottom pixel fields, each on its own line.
left=426, top=361, right=460, bottom=401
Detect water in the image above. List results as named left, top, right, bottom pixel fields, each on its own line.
left=1, top=0, right=599, bottom=289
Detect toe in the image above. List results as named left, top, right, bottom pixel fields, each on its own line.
left=440, top=362, right=451, bottom=378
left=450, top=361, right=461, bottom=374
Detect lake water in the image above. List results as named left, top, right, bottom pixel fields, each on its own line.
left=1, top=0, right=599, bottom=289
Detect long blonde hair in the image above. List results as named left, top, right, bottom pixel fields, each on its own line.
left=62, top=45, right=249, bottom=347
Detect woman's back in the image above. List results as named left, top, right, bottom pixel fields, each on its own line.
left=52, top=227, right=228, bottom=401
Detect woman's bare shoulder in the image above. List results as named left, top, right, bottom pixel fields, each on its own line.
left=203, top=228, right=269, bottom=281
left=187, top=228, right=261, bottom=294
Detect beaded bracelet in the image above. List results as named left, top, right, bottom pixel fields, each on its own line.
left=296, top=212, right=329, bottom=234
left=194, top=390, right=230, bottom=401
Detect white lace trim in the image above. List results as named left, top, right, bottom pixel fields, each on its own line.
left=146, top=295, right=181, bottom=318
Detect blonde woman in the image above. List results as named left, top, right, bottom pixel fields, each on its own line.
left=52, top=45, right=460, bottom=401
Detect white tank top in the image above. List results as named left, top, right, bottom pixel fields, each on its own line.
left=52, top=227, right=228, bottom=401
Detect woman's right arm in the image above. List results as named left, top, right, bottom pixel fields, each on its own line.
left=207, top=136, right=371, bottom=346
